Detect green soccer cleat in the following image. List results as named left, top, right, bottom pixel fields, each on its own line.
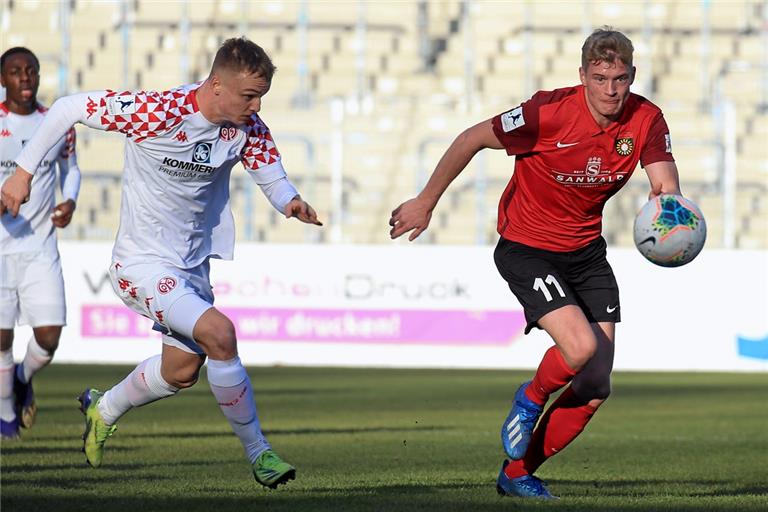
left=252, top=449, right=296, bottom=489
left=77, top=388, right=117, bottom=468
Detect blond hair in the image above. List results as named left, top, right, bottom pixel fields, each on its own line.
left=581, top=27, right=634, bottom=70
left=211, top=37, right=276, bottom=81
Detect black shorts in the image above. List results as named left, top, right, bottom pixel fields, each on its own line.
left=494, top=236, right=620, bottom=334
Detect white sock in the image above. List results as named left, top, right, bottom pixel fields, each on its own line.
left=207, top=357, right=270, bottom=464
left=98, top=354, right=178, bottom=425
left=17, top=335, right=53, bottom=384
left=0, top=350, right=15, bottom=422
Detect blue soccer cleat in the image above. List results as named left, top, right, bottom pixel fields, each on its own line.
left=1, top=417, right=21, bottom=440
left=501, top=380, right=543, bottom=459
left=496, top=460, right=558, bottom=499
left=14, top=364, right=37, bottom=429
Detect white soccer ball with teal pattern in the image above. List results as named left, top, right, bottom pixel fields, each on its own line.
left=633, top=194, right=707, bottom=267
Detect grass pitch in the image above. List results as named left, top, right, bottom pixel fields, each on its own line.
left=1, top=365, right=766, bottom=511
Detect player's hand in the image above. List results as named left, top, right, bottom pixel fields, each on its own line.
left=648, top=180, right=663, bottom=200
left=283, top=196, right=323, bottom=226
left=389, top=197, right=433, bottom=241
left=0, top=167, right=33, bottom=217
left=51, top=199, right=76, bottom=228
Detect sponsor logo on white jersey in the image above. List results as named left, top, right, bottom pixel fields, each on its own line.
left=193, top=142, right=211, bottom=163
left=501, top=106, right=525, bottom=133
left=106, top=94, right=138, bottom=115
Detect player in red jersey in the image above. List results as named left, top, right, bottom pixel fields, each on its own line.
left=389, top=27, right=681, bottom=499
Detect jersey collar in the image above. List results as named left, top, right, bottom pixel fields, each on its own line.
left=0, top=101, right=45, bottom=115
left=188, top=87, right=200, bottom=113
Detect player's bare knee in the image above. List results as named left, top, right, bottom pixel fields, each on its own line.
left=193, top=310, right=237, bottom=359
left=32, top=326, right=62, bottom=353
left=564, top=338, right=597, bottom=370
left=200, top=320, right=237, bottom=360
left=168, top=368, right=201, bottom=389
left=0, top=330, right=13, bottom=351
left=161, top=352, right=205, bottom=388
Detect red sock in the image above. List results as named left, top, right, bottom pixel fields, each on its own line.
left=503, top=458, right=529, bottom=479
left=524, top=346, right=578, bottom=405
left=521, top=386, right=597, bottom=475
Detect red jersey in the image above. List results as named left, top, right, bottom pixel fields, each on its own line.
left=491, top=85, right=674, bottom=252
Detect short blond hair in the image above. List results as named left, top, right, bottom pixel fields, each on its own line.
left=581, top=27, right=634, bottom=70
left=211, top=37, right=275, bottom=81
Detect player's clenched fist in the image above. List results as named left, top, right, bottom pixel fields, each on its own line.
left=51, top=199, right=77, bottom=228
left=0, top=167, right=33, bottom=217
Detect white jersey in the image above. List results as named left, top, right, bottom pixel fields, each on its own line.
left=0, top=102, right=80, bottom=255
left=16, top=84, right=293, bottom=269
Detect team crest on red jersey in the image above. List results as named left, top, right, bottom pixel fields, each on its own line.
left=157, top=277, right=177, bottom=294
left=615, top=137, right=634, bottom=156
left=219, top=126, right=237, bottom=141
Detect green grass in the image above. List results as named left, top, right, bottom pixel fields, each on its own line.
left=2, top=366, right=767, bottom=511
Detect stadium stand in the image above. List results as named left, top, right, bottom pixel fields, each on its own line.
left=3, top=0, right=766, bottom=248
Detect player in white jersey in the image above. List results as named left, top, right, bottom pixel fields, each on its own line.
left=0, top=47, right=81, bottom=440
left=1, top=38, right=320, bottom=487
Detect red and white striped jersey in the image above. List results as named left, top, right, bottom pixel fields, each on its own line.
left=1, top=102, right=80, bottom=255
left=16, top=83, right=289, bottom=269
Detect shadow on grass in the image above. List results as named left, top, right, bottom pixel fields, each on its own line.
left=2, top=459, right=227, bottom=474
left=24, top=425, right=454, bottom=443
left=266, top=425, right=455, bottom=436
left=4, top=479, right=768, bottom=512
left=2, top=473, right=171, bottom=490
left=1, top=445, right=135, bottom=456
left=40, top=387, right=351, bottom=402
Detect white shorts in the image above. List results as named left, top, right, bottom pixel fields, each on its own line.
left=0, top=251, right=67, bottom=328
left=109, top=260, right=214, bottom=355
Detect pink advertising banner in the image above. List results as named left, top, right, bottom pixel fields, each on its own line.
left=81, top=305, right=526, bottom=346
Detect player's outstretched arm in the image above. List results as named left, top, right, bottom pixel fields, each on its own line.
left=283, top=196, right=322, bottom=226
left=645, top=160, right=681, bottom=199
left=389, top=118, right=504, bottom=241
left=5, top=92, right=115, bottom=218
left=0, top=166, right=33, bottom=217
left=53, top=127, right=81, bottom=228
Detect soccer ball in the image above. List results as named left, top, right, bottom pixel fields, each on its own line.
left=633, top=194, right=707, bottom=267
